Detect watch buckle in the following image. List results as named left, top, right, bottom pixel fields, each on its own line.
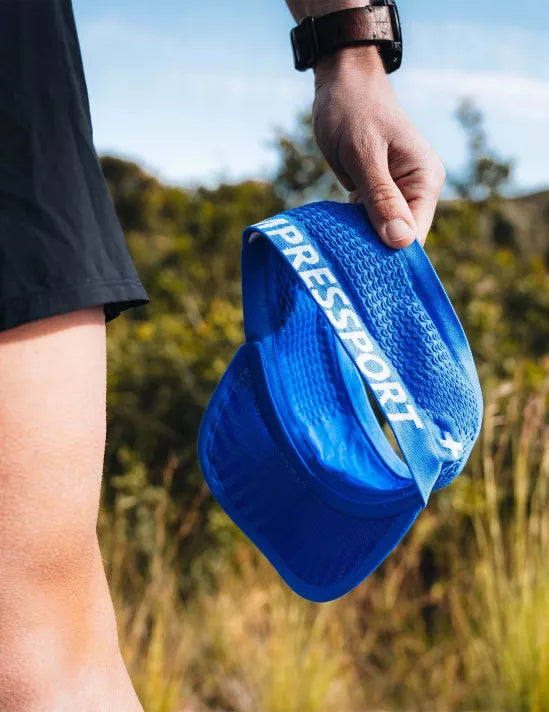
left=291, top=16, right=319, bottom=71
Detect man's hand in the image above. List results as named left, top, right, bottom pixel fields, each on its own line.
left=313, top=45, right=446, bottom=248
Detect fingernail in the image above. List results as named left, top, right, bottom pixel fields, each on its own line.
left=385, top=219, right=414, bottom=243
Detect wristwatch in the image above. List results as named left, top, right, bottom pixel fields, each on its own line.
left=290, top=0, right=402, bottom=74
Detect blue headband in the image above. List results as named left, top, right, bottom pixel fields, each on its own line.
left=198, top=201, right=483, bottom=602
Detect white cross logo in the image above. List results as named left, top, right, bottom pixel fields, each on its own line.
left=439, top=431, right=463, bottom=459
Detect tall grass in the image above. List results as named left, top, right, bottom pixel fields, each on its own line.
left=453, top=369, right=549, bottom=711
left=99, top=365, right=549, bottom=711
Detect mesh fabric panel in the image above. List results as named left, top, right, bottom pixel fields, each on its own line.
left=273, top=250, right=346, bottom=425
left=284, top=202, right=481, bottom=489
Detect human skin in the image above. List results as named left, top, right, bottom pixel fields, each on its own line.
left=0, top=308, right=143, bottom=711
left=286, top=0, right=446, bottom=247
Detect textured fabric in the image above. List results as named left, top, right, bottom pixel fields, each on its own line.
left=0, top=0, right=149, bottom=332
left=206, top=362, right=396, bottom=588
left=198, top=201, right=483, bottom=602
left=282, top=202, right=481, bottom=490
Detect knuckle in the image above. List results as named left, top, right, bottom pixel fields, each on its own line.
left=364, top=180, right=400, bottom=212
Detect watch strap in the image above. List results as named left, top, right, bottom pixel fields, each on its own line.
left=291, top=2, right=402, bottom=73
left=315, top=5, right=395, bottom=52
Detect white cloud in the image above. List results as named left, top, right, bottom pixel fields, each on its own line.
left=405, top=20, right=549, bottom=77
left=399, top=69, right=549, bottom=121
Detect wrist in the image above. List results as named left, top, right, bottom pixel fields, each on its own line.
left=288, top=1, right=367, bottom=22
left=313, top=44, right=386, bottom=82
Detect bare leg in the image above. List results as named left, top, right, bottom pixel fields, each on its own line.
left=0, top=308, right=142, bottom=712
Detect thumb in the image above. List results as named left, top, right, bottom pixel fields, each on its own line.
left=351, top=164, right=417, bottom=249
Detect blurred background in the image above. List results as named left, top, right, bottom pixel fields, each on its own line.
left=73, top=1, right=549, bottom=710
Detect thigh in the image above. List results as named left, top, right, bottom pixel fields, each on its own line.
left=0, top=307, right=106, bottom=568
left=0, top=308, right=144, bottom=711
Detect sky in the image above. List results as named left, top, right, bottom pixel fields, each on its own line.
left=73, top=0, right=549, bottom=196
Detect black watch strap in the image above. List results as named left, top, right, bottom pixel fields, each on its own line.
left=291, top=2, right=402, bottom=74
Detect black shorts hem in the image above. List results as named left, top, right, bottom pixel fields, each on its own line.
left=0, top=277, right=150, bottom=333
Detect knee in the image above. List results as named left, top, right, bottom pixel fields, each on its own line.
left=0, top=532, right=121, bottom=709
left=0, top=432, right=105, bottom=587
left=0, top=535, right=116, bottom=709
left=0, top=439, right=106, bottom=617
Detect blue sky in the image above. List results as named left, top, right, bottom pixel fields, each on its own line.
left=73, top=0, right=549, bottom=195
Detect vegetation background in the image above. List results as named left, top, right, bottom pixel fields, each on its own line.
left=98, top=101, right=549, bottom=712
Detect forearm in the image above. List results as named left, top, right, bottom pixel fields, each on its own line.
left=286, top=0, right=365, bottom=22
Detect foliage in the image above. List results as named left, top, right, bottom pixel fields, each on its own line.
left=428, top=201, right=549, bottom=377
left=449, top=98, right=513, bottom=203
left=271, top=112, right=345, bottom=206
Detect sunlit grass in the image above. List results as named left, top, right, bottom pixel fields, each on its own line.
left=453, top=371, right=549, bottom=712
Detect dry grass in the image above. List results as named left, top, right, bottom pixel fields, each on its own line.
left=452, top=373, right=549, bottom=711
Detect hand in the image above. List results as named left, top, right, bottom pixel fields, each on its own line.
left=312, top=46, right=446, bottom=248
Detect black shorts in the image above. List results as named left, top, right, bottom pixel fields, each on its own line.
left=0, top=0, right=149, bottom=333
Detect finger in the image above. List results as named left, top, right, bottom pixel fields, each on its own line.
left=348, top=188, right=360, bottom=204
left=345, top=148, right=417, bottom=249
left=398, top=159, right=446, bottom=246
left=406, top=194, right=437, bottom=247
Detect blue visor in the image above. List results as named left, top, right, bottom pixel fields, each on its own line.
left=198, top=201, right=483, bottom=602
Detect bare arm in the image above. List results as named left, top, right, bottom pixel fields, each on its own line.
left=286, top=0, right=365, bottom=20
left=285, top=0, right=445, bottom=248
